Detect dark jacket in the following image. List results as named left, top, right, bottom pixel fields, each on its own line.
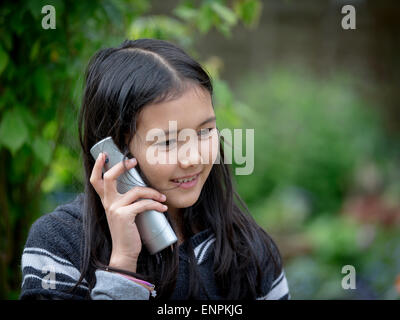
left=20, top=193, right=290, bottom=300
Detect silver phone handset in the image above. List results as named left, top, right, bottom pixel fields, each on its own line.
left=90, top=137, right=177, bottom=254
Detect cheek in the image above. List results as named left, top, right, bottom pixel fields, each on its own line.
left=134, top=147, right=174, bottom=187
left=141, top=164, right=176, bottom=189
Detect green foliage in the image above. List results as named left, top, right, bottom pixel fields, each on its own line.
left=358, top=227, right=400, bottom=299
left=251, top=186, right=311, bottom=234
left=0, top=44, right=9, bottom=75
left=0, top=108, right=29, bottom=155
left=233, top=68, right=387, bottom=215
left=232, top=67, right=400, bottom=299
left=233, top=0, right=262, bottom=27
left=285, top=217, right=400, bottom=299
left=306, top=215, right=361, bottom=265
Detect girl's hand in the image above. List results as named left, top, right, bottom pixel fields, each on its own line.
left=89, top=152, right=168, bottom=273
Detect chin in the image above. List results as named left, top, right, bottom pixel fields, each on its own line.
left=170, top=191, right=201, bottom=209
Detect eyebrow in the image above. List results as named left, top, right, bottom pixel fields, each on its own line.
left=163, top=116, right=217, bottom=136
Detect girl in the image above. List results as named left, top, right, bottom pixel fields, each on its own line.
left=20, top=38, right=290, bottom=300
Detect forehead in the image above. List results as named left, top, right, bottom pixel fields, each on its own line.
left=136, top=85, right=214, bottom=132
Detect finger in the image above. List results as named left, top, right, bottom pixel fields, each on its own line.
left=116, top=199, right=168, bottom=219
left=90, top=152, right=106, bottom=197
left=103, top=157, right=137, bottom=196
left=115, top=186, right=167, bottom=208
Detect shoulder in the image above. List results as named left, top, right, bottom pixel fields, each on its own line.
left=24, top=193, right=84, bottom=264
left=20, top=193, right=88, bottom=299
left=257, top=235, right=291, bottom=300
left=196, top=229, right=290, bottom=300
left=257, top=269, right=290, bottom=300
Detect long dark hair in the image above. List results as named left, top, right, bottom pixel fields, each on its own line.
left=75, top=38, right=282, bottom=299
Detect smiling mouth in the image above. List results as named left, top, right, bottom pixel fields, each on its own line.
left=171, top=172, right=201, bottom=184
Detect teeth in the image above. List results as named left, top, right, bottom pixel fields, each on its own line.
left=174, top=175, right=196, bottom=183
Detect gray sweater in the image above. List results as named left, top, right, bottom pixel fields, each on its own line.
left=20, top=193, right=290, bottom=300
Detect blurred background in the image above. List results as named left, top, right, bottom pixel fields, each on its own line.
left=1, top=0, right=399, bottom=299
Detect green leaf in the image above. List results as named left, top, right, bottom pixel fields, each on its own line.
left=42, top=120, right=57, bottom=140
left=16, top=105, right=39, bottom=132
left=173, top=5, right=197, bottom=21
left=0, top=45, right=9, bottom=76
left=0, top=108, right=29, bottom=155
left=33, top=70, right=52, bottom=103
left=32, top=137, right=52, bottom=165
left=234, top=0, right=262, bottom=26
left=213, top=79, right=242, bottom=128
left=196, top=4, right=214, bottom=33
left=210, top=2, right=237, bottom=26
left=30, top=40, right=41, bottom=61
left=214, top=79, right=233, bottom=107
left=127, top=16, right=188, bottom=43
left=0, top=88, right=15, bottom=112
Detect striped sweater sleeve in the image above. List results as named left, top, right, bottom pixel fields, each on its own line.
left=20, top=205, right=151, bottom=300
left=257, top=270, right=290, bottom=300
left=256, top=239, right=291, bottom=300
left=20, top=209, right=88, bottom=299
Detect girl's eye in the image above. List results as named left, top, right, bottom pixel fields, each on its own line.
left=157, top=128, right=215, bottom=148
left=157, top=139, right=176, bottom=149
left=198, top=128, right=214, bottom=139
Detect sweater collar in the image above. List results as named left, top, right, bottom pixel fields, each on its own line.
left=178, top=227, right=214, bottom=258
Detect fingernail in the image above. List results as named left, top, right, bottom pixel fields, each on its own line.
left=163, top=205, right=168, bottom=210
left=160, top=194, right=166, bottom=201
left=97, top=153, right=102, bottom=160
left=129, top=158, right=136, bottom=164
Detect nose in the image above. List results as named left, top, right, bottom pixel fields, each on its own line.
left=177, top=140, right=202, bottom=168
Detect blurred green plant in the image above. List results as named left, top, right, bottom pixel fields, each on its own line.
left=231, top=67, right=400, bottom=299
left=285, top=216, right=400, bottom=300
left=233, top=68, right=388, bottom=215
left=0, top=0, right=262, bottom=299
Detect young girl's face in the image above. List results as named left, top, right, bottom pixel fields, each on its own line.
left=128, top=84, right=219, bottom=213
